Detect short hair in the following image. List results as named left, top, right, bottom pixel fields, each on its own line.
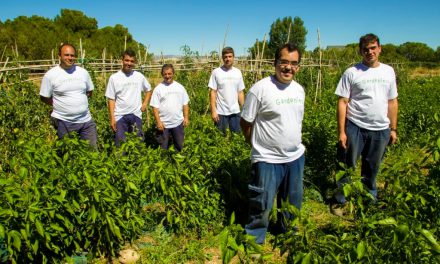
left=161, top=63, right=174, bottom=75
left=222, top=47, right=234, bottom=57
left=58, top=43, right=76, bottom=56
left=359, top=33, right=381, bottom=50
left=274, top=42, right=302, bottom=66
left=122, top=48, right=136, bottom=59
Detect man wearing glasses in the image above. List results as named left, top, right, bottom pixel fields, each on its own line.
left=240, top=42, right=305, bottom=244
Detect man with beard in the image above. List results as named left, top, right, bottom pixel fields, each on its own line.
left=240, top=42, right=305, bottom=244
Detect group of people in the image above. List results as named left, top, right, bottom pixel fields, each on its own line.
left=40, top=33, right=398, bottom=244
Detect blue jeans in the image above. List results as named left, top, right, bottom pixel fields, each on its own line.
left=156, top=123, right=184, bottom=151
left=115, top=114, right=143, bottom=147
left=245, top=154, right=305, bottom=244
left=335, top=120, right=390, bottom=204
left=55, top=118, right=98, bottom=148
left=216, top=113, right=241, bottom=135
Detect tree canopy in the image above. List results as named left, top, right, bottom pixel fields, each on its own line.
left=0, top=9, right=148, bottom=60
left=248, top=16, right=307, bottom=60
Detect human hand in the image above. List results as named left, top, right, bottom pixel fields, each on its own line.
left=156, top=121, right=164, bottom=131
left=110, top=119, right=117, bottom=132
left=211, top=111, right=219, bottom=123
left=389, top=130, right=398, bottom=145
left=339, top=133, right=347, bottom=149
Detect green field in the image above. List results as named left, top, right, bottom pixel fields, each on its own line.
left=0, top=65, right=439, bottom=263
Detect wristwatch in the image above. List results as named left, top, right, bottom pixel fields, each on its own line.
left=390, top=128, right=397, bottom=132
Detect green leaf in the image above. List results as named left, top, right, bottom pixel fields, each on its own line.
left=19, top=167, right=28, bottom=178
left=85, top=171, right=92, bottom=186
left=12, top=232, right=22, bottom=251
left=420, top=229, right=440, bottom=253
left=229, top=212, right=236, bottom=225
left=128, top=181, right=138, bottom=191
left=35, top=219, right=44, bottom=236
left=357, top=241, right=366, bottom=259
left=32, top=240, right=39, bottom=254
left=375, top=218, right=397, bottom=226
left=90, top=205, right=97, bottom=222
left=50, top=223, right=64, bottom=232
left=301, top=252, right=311, bottom=264
left=0, top=224, right=5, bottom=238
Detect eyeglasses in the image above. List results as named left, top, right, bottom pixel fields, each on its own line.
left=277, top=60, right=300, bottom=67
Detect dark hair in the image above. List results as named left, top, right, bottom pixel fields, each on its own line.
left=359, top=33, right=380, bottom=50
left=122, top=48, right=136, bottom=59
left=58, top=43, right=76, bottom=56
left=222, top=47, right=234, bottom=57
left=274, top=42, right=302, bottom=66
left=161, top=63, right=174, bottom=75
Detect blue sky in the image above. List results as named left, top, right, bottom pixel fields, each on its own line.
left=1, top=0, right=439, bottom=56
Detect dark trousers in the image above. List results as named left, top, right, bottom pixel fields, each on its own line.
left=335, top=120, right=390, bottom=203
left=245, top=154, right=305, bottom=244
left=156, top=123, right=184, bottom=151
left=216, top=113, right=241, bottom=135
left=54, top=118, right=98, bottom=148
left=115, top=114, right=143, bottom=147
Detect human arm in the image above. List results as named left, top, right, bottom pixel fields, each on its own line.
left=183, top=104, right=189, bottom=127
left=337, top=97, right=349, bottom=149
left=152, top=107, right=164, bottom=131
left=388, top=98, right=398, bottom=145
left=108, top=99, right=117, bottom=132
left=238, top=90, right=245, bottom=108
left=240, top=118, right=253, bottom=145
left=209, top=89, right=219, bottom=122
left=86, top=91, right=93, bottom=97
left=141, top=91, right=152, bottom=112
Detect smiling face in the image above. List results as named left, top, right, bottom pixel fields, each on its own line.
left=274, top=48, right=300, bottom=84
left=59, top=45, right=76, bottom=70
left=122, top=54, right=136, bottom=74
left=162, top=67, right=174, bottom=84
left=361, top=41, right=381, bottom=67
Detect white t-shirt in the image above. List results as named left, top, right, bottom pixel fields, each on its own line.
left=40, top=65, right=94, bottom=123
left=105, top=70, right=151, bottom=121
left=241, top=76, right=305, bottom=164
left=150, top=81, right=189, bottom=128
left=335, top=63, right=398, bottom=130
left=208, top=66, right=245, bottom=115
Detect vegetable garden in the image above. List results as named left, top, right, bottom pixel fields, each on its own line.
left=0, top=62, right=439, bottom=263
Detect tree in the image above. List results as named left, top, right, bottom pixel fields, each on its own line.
left=268, top=16, right=307, bottom=57
left=290, top=17, right=307, bottom=54
left=436, top=47, right=440, bottom=63
left=380, top=44, right=407, bottom=63
left=54, top=9, right=97, bottom=38
left=397, top=42, right=436, bottom=62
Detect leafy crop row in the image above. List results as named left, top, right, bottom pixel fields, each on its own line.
left=1, top=66, right=440, bottom=263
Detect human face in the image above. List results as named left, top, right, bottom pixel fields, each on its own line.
left=59, top=45, right=75, bottom=70
left=122, top=54, right=136, bottom=74
left=222, top=53, right=234, bottom=69
left=162, top=68, right=174, bottom=84
left=275, top=48, right=300, bottom=84
left=361, top=41, right=381, bottom=67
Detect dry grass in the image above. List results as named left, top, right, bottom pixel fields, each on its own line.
left=409, top=67, right=440, bottom=78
